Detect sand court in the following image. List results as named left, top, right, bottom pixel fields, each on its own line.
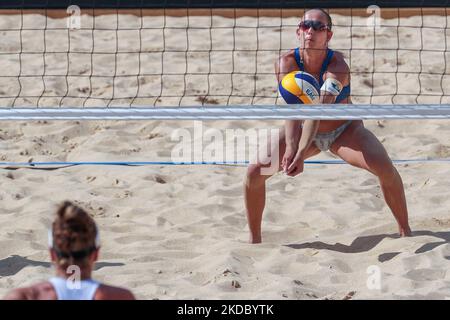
left=1, top=8, right=450, bottom=299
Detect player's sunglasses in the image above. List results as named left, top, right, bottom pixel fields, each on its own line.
left=298, top=20, right=330, bottom=32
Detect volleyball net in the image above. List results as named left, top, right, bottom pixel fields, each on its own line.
left=0, top=1, right=449, bottom=119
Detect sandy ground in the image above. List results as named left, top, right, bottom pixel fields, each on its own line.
left=1, top=10, right=450, bottom=299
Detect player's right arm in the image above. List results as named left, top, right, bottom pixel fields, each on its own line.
left=275, top=52, right=301, bottom=171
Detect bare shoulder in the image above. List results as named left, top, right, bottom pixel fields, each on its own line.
left=276, top=49, right=296, bottom=64
left=326, top=50, right=350, bottom=83
left=275, top=49, right=299, bottom=82
left=95, top=284, right=136, bottom=300
left=3, top=288, right=29, bottom=300
left=3, top=282, right=56, bottom=300
left=328, top=50, right=350, bottom=73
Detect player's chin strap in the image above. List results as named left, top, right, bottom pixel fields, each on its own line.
left=320, top=77, right=343, bottom=96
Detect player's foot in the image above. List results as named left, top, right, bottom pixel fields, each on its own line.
left=399, top=226, right=411, bottom=237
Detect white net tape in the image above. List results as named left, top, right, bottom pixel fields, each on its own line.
left=1, top=104, right=450, bottom=120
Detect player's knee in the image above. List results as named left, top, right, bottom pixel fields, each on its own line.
left=246, top=163, right=270, bottom=186
left=369, top=157, right=396, bottom=181
left=381, top=163, right=400, bottom=184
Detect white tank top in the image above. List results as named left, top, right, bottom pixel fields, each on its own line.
left=49, top=277, right=100, bottom=300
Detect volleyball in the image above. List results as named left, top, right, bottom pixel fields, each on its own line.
left=278, top=71, right=321, bottom=104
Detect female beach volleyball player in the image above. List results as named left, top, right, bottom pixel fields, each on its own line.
left=244, top=8, right=411, bottom=244
left=4, top=201, right=135, bottom=300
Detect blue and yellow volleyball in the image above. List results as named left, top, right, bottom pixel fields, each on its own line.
left=278, top=71, right=320, bottom=104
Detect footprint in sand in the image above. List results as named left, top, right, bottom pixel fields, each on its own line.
left=13, top=193, right=25, bottom=200
left=73, top=200, right=106, bottom=217
left=154, top=175, right=167, bottom=184
left=342, top=291, right=356, bottom=300
left=156, top=216, right=174, bottom=227
left=114, top=190, right=133, bottom=199
left=86, top=176, right=96, bottom=183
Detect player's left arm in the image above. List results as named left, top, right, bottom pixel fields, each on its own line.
left=320, top=52, right=350, bottom=104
